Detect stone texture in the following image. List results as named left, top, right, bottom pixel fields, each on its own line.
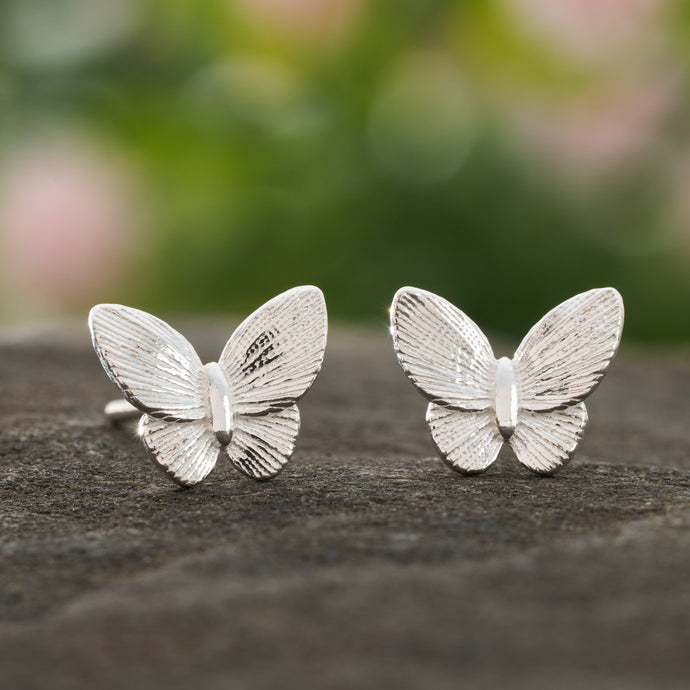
left=0, top=321, right=689, bottom=689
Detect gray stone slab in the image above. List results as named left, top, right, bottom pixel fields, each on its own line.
left=0, top=323, right=689, bottom=689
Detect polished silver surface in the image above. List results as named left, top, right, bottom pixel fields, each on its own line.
left=391, top=287, right=624, bottom=475
left=203, top=361, right=234, bottom=446
left=493, top=357, right=517, bottom=440
left=90, top=286, right=328, bottom=486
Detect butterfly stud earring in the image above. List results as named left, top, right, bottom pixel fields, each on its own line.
left=89, top=286, right=328, bottom=487
left=390, top=287, right=624, bottom=475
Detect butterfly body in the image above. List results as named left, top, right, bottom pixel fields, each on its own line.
left=493, top=356, right=517, bottom=440
left=90, top=286, right=327, bottom=486
left=203, top=361, right=234, bottom=446
left=391, top=286, right=623, bottom=475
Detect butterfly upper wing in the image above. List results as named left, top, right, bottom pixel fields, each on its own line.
left=219, top=286, right=328, bottom=416
left=390, top=287, right=497, bottom=410
left=223, top=405, right=301, bottom=480
left=139, top=416, right=220, bottom=487
left=89, top=304, right=206, bottom=421
left=426, top=403, right=504, bottom=475
left=513, top=288, right=624, bottom=412
left=509, top=403, right=588, bottom=475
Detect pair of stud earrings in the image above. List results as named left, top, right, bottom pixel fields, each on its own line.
left=89, top=284, right=624, bottom=487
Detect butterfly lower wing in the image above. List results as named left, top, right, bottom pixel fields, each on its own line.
left=219, top=286, right=327, bottom=416
left=222, top=405, right=300, bottom=480
left=513, top=288, right=624, bottom=411
left=89, top=304, right=206, bottom=421
left=139, top=415, right=220, bottom=487
left=509, top=403, right=588, bottom=475
left=391, top=287, right=496, bottom=410
left=426, top=403, right=504, bottom=474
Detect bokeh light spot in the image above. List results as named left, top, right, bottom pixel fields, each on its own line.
left=3, top=0, right=141, bottom=67
left=368, top=53, right=475, bottom=186
left=0, top=134, right=140, bottom=312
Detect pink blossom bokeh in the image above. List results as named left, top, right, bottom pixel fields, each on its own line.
left=504, top=0, right=667, bottom=64
left=508, top=77, right=677, bottom=175
left=0, top=136, right=138, bottom=314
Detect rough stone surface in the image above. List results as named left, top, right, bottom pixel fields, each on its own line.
left=0, top=321, right=689, bottom=689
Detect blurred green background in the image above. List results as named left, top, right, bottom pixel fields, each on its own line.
left=1, top=0, right=689, bottom=340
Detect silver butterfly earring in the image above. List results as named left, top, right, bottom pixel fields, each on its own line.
left=390, top=287, right=624, bottom=475
left=89, top=286, right=328, bottom=487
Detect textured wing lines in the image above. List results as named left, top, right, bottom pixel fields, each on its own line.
left=514, top=288, right=624, bottom=411
left=221, top=287, right=328, bottom=415
left=139, top=416, right=219, bottom=487
left=89, top=305, right=206, bottom=421
left=509, top=403, right=588, bottom=475
left=237, top=317, right=325, bottom=397
left=236, top=331, right=323, bottom=409
left=224, top=406, right=301, bottom=480
left=426, top=404, right=504, bottom=474
left=239, top=329, right=281, bottom=375
left=391, top=288, right=496, bottom=410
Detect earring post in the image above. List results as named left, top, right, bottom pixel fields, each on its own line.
left=104, top=399, right=140, bottom=422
